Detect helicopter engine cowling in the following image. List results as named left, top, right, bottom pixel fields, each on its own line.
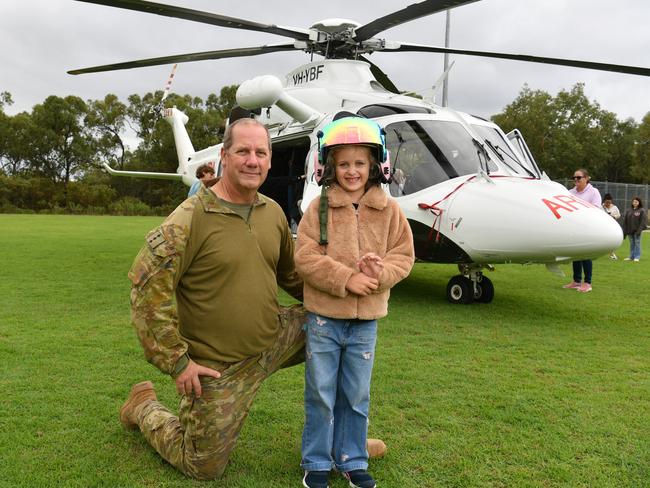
left=237, top=75, right=284, bottom=108
left=236, top=75, right=322, bottom=124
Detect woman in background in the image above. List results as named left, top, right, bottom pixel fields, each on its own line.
left=622, top=197, right=647, bottom=262
left=563, top=168, right=601, bottom=293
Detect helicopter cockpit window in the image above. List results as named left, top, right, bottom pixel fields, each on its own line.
left=386, top=120, right=497, bottom=196
left=471, top=124, right=541, bottom=178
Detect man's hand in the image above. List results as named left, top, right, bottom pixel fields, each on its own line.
left=345, top=272, right=379, bottom=296
left=358, top=253, right=384, bottom=280
left=175, top=359, right=221, bottom=398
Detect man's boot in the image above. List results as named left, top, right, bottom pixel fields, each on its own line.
left=119, top=381, right=157, bottom=430
left=367, top=438, right=387, bottom=458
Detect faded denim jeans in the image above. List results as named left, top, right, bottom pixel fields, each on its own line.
left=301, top=312, right=377, bottom=472
left=629, top=234, right=642, bottom=260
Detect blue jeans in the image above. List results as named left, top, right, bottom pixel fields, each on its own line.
left=572, top=259, right=593, bottom=284
left=629, top=234, right=642, bottom=260
left=301, top=313, right=378, bottom=472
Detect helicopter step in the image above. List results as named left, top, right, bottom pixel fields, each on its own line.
left=446, top=264, right=494, bottom=304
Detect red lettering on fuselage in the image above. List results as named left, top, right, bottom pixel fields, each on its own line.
left=542, top=198, right=574, bottom=219
left=542, top=194, right=596, bottom=219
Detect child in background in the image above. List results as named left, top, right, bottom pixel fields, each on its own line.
left=295, top=116, right=415, bottom=488
left=602, top=193, right=621, bottom=259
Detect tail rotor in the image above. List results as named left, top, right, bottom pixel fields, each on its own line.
left=151, top=63, right=178, bottom=117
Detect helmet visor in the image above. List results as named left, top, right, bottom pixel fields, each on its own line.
left=319, top=117, right=383, bottom=149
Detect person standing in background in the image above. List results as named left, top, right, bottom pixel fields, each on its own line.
left=563, top=168, right=602, bottom=293
left=622, top=197, right=647, bottom=262
left=602, top=193, right=621, bottom=260
left=187, top=162, right=215, bottom=197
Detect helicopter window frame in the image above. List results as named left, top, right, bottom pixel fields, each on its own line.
left=505, top=129, right=542, bottom=178
left=357, top=104, right=435, bottom=118
left=471, top=124, right=541, bottom=178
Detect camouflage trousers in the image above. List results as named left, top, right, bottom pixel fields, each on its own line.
left=135, top=304, right=306, bottom=480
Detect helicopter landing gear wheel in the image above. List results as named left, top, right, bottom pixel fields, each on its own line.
left=474, top=276, right=494, bottom=303
left=446, top=275, right=474, bottom=304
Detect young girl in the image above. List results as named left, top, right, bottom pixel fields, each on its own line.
left=295, top=116, right=415, bottom=488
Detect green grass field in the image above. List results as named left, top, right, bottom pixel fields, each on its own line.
left=1, top=214, right=648, bottom=487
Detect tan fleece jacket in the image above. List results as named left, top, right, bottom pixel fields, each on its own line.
left=295, top=183, right=414, bottom=320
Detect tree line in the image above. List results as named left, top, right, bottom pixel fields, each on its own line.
left=492, top=83, right=650, bottom=183
left=1, top=83, right=648, bottom=215
left=0, top=86, right=237, bottom=215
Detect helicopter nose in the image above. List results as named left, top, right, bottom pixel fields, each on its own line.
left=444, top=177, right=623, bottom=263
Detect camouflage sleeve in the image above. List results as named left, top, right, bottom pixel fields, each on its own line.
left=127, top=205, right=193, bottom=376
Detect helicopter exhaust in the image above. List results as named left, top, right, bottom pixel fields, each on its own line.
left=236, top=75, right=322, bottom=125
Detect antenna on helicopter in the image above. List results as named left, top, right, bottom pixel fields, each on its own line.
left=431, top=60, right=455, bottom=104
left=442, top=9, right=451, bottom=107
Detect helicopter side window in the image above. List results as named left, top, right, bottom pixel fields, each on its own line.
left=387, top=120, right=493, bottom=196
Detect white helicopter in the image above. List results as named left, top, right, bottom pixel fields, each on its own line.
left=70, top=0, right=649, bottom=304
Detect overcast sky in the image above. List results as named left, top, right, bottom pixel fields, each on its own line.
left=1, top=0, right=649, bottom=124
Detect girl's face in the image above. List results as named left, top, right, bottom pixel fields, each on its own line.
left=333, top=145, right=371, bottom=200
left=632, top=199, right=640, bottom=208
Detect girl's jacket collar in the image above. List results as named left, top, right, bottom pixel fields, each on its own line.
left=327, top=183, right=388, bottom=210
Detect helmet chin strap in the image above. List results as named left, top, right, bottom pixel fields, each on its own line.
left=318, top=184, right=329, bottom=245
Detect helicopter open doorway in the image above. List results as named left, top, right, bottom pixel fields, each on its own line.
left=259, top=134, right=310, bottom=231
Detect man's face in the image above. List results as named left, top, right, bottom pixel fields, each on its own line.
left=220, top=124, right=271, bottom=194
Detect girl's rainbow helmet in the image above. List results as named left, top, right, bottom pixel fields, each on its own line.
left=315, top=116, right=391, bottom=185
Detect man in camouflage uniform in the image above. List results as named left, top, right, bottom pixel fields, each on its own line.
left=120, top=118, right=307, bottom=480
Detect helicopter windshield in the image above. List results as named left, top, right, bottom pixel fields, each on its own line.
left=470, top=124, right=541, bottom=178
left=386, top=120, right=497, bottom=196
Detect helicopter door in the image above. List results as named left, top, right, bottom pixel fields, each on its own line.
left=506, top=129, right=542, bottom=178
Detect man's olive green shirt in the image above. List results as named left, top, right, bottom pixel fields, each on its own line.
left=128, top=184, right=303, bottom=375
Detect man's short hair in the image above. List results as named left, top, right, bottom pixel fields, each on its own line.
left=195, top=164, right=215, bottom=179
left=222, top=118, right=271, bottom=152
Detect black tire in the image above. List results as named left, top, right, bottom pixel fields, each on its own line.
left=475, top=276, right=495, bottom=303
left=446, top=275, right=474, bottom=304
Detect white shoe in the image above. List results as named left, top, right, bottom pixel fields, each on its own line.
left=634, top=258, right=640, bottom=262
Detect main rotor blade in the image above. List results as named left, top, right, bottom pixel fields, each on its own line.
left=68, top=44, right=298, bottom=75
left=389, top=43, right=650, bottom=77
left=74, top=0, right=309, bottom=41
left=359, top=56, right=400, bottom=93
left=354, top=0, right=480, bottom=42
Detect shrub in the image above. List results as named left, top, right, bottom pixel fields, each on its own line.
left=108, top=196, right=153, bottom=216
